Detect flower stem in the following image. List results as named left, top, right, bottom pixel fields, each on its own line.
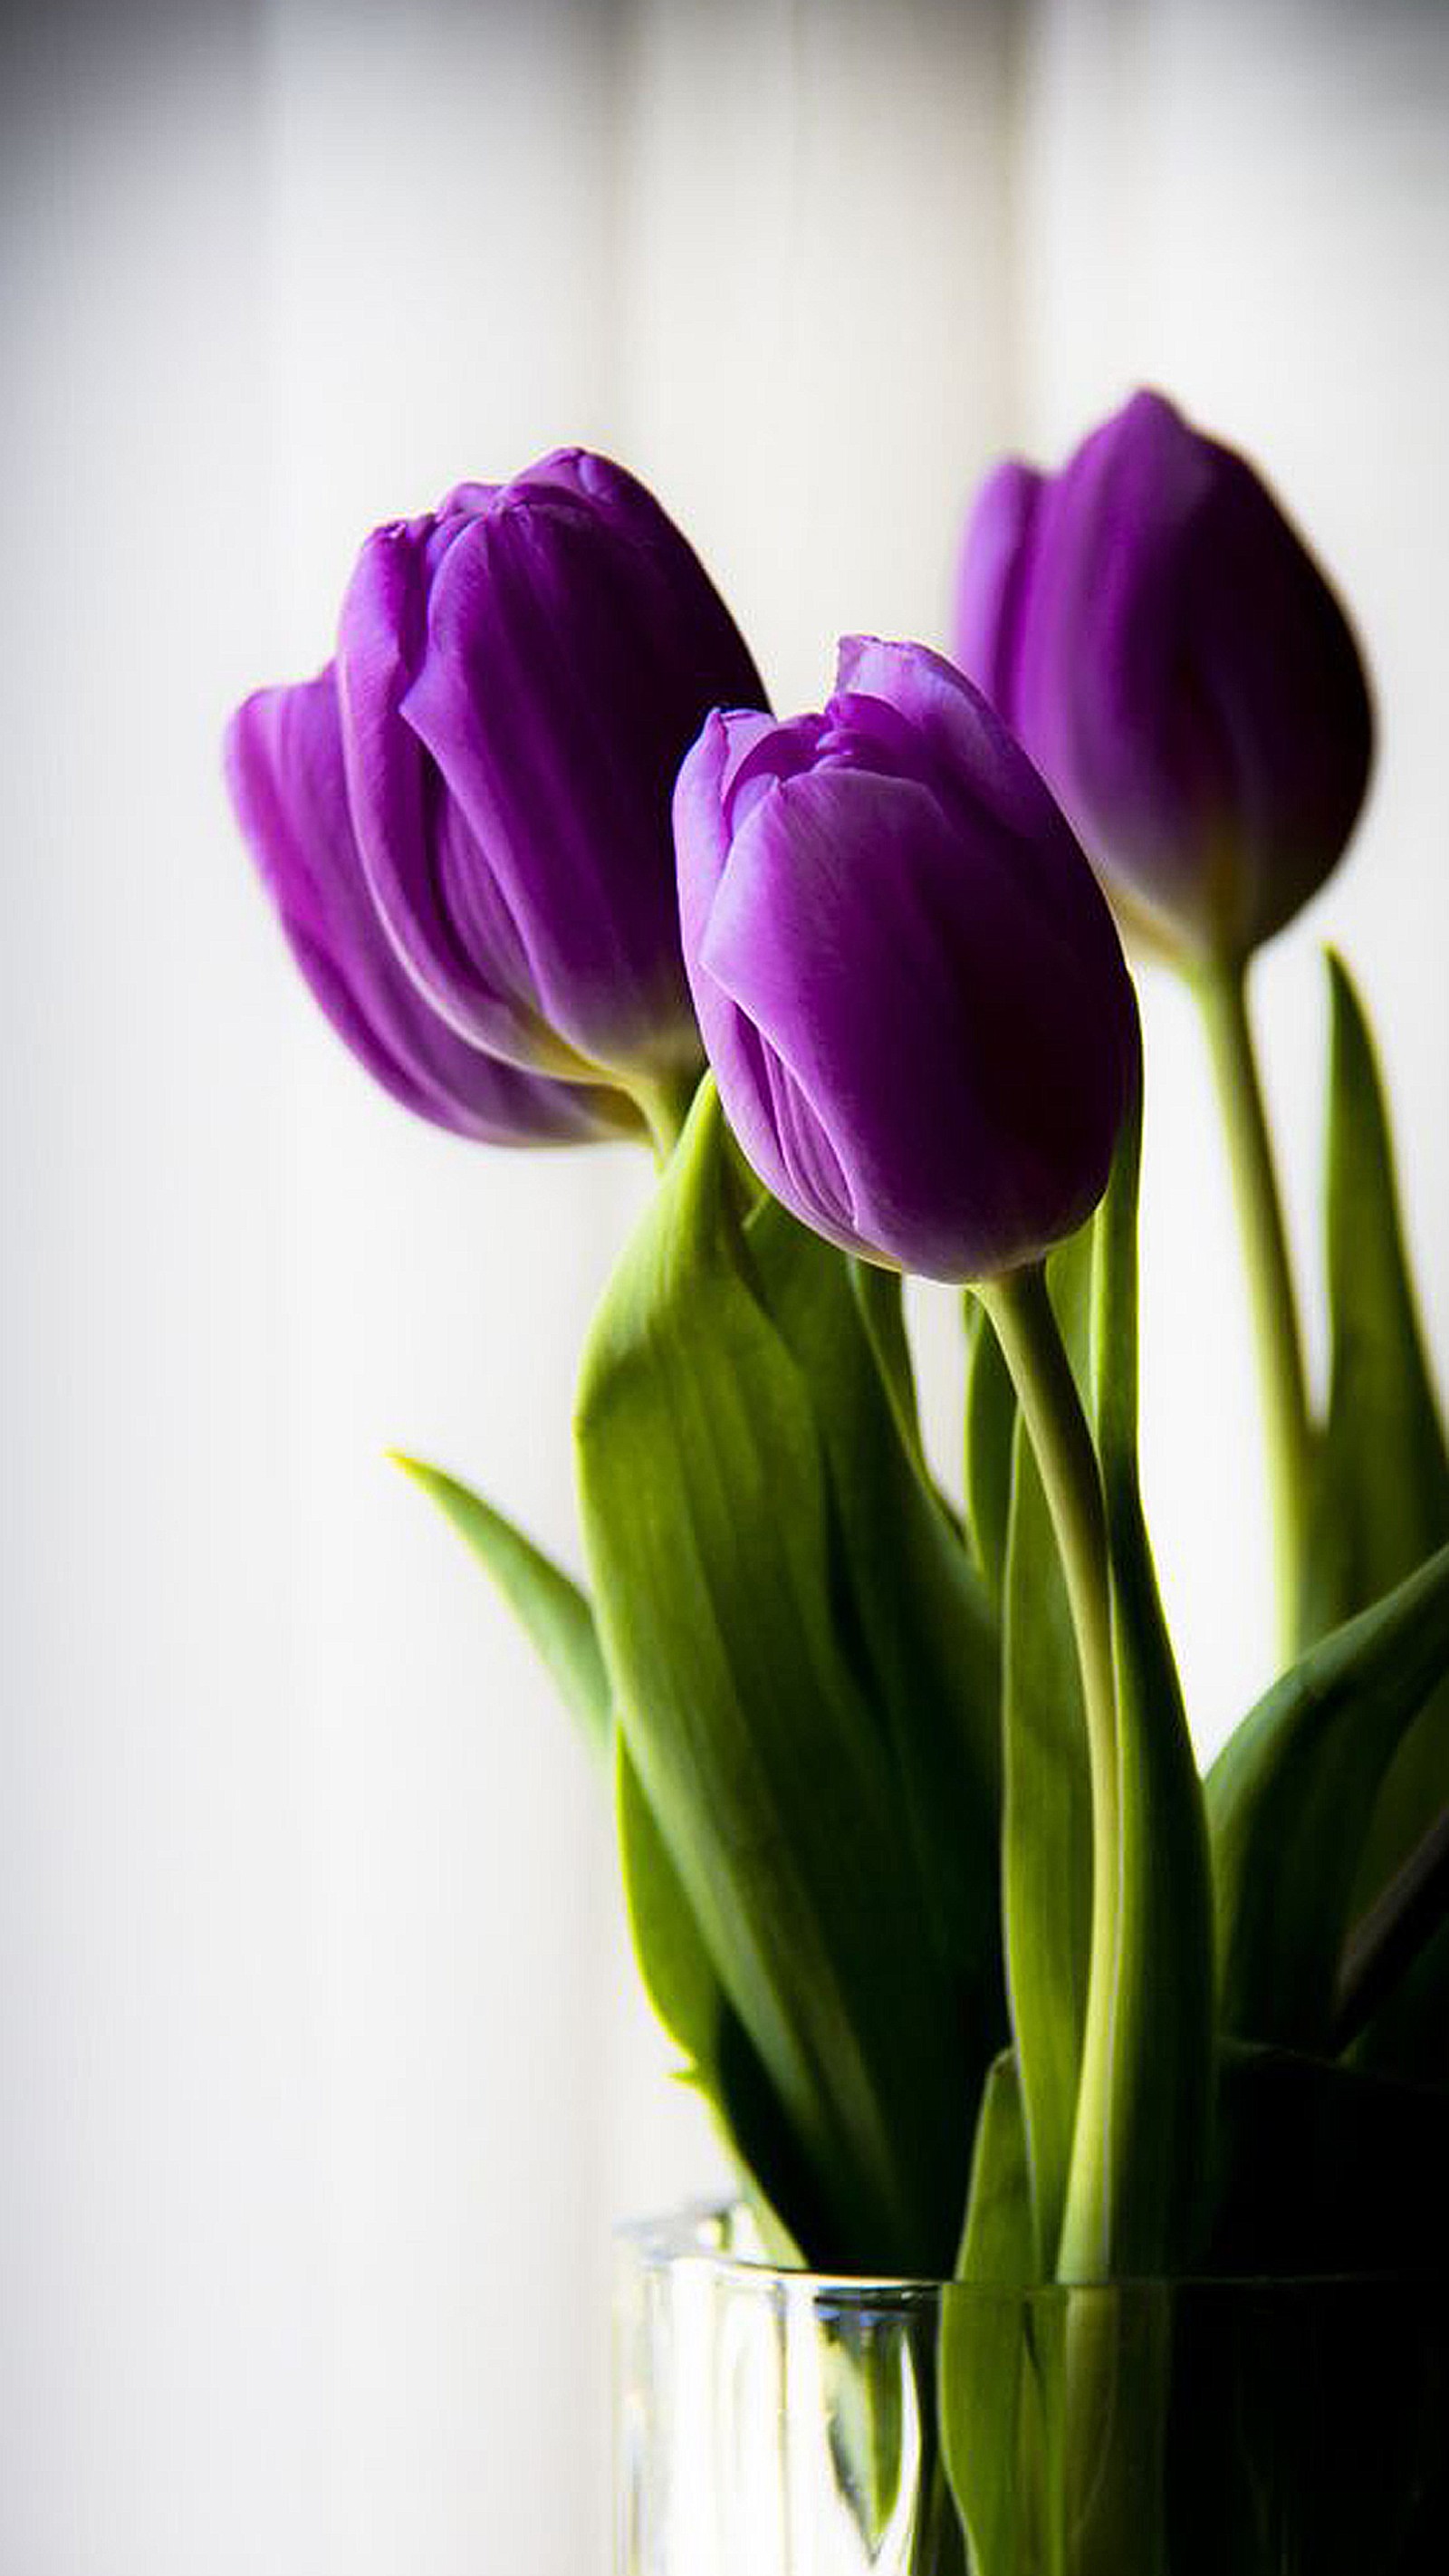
left=977, top=1264, right=1119, bottom=2275
left=1193, top=958, right=1312, bottom=1655
left=629, top=1069, right=699, bottom=1168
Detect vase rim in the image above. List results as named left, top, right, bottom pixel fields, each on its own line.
left=615, top=2196, right=1444, bottom=2302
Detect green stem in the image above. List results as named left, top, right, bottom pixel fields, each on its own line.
left=1193, top=958, right=1312, bottom=1656
left=628, top=1068, right=699, bottom=1168
left=978, top=1264, right=1119, bottom=2278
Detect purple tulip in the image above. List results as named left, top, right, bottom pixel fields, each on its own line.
left=226, top=668, right=637, bottom=1145
left=675, top=638, right=1139, bottom=1283
left=954, top=389, right=1374, bottom=965
left=336, top=448, right=768, bottom=1089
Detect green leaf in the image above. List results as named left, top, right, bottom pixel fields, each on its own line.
left=575, top=1081, right=983, bottom=2275
left=615, top=1735, right=806, bottom=2261
left=940, top=2051, right=1038, bottom=2576
left=963, top=1206, right=1097, bottom=2281
left=1208, top=1540, right=1449, bottom=2050
left=849, top=1256, right=929, bottom=1487
left=976, top=1100, right=1214, bottom=2576
left=994, top=1210, right=1099, bottom=2273
left=394, top=1450, right=818, bottom=2249
left=963, top=1293, right=1016, bottom=1604
left=1304, top=953, right=1449, bottom=1635
left=743, top=1192, right=1003, bottom=2052
left=390, top=1454, right=609, bottom=1763
left=1302, top=952, right=1449, bottom=1909
left=824, top=2331, right=907, bottom=2557
left=1081, top=1093, right=1216, bottom=2277
left=614, top=1729, right=719, bottom=2073
left=952, top=2047, right=1034, bottom=2286
left=1001, top=1418, right=1090, bottom=2274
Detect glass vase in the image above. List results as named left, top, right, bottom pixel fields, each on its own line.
left=614, top=2202, right=1449, bottom=2575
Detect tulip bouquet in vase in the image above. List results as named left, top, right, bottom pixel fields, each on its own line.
left=228, top=399, right=1449, bottom=2574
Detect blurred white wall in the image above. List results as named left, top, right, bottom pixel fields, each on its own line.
left=1, top=1, right=1445, bottom=2569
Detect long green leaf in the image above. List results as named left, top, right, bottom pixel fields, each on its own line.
left=1208, top=1540, right=1449, bottom=2050
left=391, top=1454, right=609, bottom=1762
left=849, top=1256, right=930, bottom=1488
left=994, top=1099, right=1214, bottom=2576
left=614, top=1732, right=719, bottom=2077
left=963, top=1293, right=1017, bottom=1606
left=396, top=1449, right=819, bottom=2244
left=995, top=1221, right=1097, bottom=2273
left=940, top=2052, right=1038, bottom=2576
left=963, top=1213, right=1095, bottom=1603
left=744, top=1193, right=1003, bottom=2067
left=575, top=1081, right=977, bottom=2274
left=615, top=1736, right=807, bottom=2260
left=1001, top=1420, right=1090, bottom=2275
left=1079, top=1093, right=1216, bottom=2277
left=1301, top=952, right=1449, bottom=1908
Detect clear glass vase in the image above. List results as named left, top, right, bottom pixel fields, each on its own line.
left=614, top=2203, right=1449, bottom=2575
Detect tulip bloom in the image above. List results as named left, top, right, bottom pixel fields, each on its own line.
left=675, top=638, right=1138, bottom=1283
left=336, top=448, right=767, bottom=1093
left=226, top=668, right=637, bottom=1145
left=954, top=389, right=1373, bottom=966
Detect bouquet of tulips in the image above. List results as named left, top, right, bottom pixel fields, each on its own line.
left=227, top=398, right=1449, bottom=2572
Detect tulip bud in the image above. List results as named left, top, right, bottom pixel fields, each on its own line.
left=226, top=668, right=638, bottom=1146
left=336, top=448, right=768, bottom=1092
left=675, top=638, right=1139, bottom=1283
left=954, top=389, right=1374, bottom=966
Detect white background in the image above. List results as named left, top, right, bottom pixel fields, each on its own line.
left=3, top=1, right=1447, bottom=2568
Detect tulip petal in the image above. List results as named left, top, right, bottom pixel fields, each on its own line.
left=951, top=458, right=1044, bottom=715
left=955, top=389, right=1373, bottom=962
left=678, top=646, right=1141, bottom=1281
left=334, top=450, right=764, bottom=1086
left=834, top=639, right=1137, bottom=966
left=676, top=710, right=856, bottom=1240
left=336, top=519, right=557, bottom=1070
left=226, top=669, right=633, bottom=1146
left=406, top=498, right=678, bottom=1062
